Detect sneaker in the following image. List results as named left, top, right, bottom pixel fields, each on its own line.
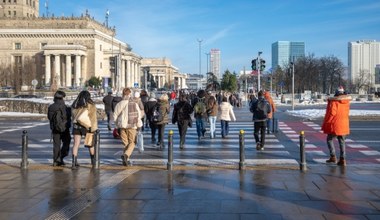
left=326, top=156, right=337, bottom=164
left=107, top=125, right=111, bottom=131
left=337, top=157, right=346, bottom=166
left=121, top=155, right=129, bottom=166
left=256, top=142, right=261, bottom=150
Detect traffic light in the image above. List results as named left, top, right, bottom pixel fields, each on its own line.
left=251, top=59, right=257, bottom=70
left=109, top=56, right=118, bottom=73
left=260, top=59, right=266, bottom=71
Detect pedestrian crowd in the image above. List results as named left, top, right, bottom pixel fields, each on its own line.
left=47, top=86, right=350, bottom=168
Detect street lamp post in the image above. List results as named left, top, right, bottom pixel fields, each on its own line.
left=197, top=39, right=202, bottom=76
left=291, top=61, right=295, bottom=110
left=257, top=51, right=262, bottom=91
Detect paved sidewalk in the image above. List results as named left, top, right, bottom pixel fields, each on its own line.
left=0, top=164, right=379, bottom=219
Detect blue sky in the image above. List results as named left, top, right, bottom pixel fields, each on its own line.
left=44, top=0, right=380, bottom=75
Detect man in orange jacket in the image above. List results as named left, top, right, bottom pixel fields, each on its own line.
left=321, top=86, right=351, bottom=166
left=263, top=91, right=276, bottom=133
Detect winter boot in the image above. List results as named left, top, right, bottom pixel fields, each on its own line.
left=326, top=156, right=337, bottom=164
left=337, top=157, right=346, bottom=166
left=72, top=155, right=79, bottom=170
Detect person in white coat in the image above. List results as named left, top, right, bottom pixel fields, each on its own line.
left=113, top=88, right=143, bottom=166
left=218, top=96, right=236, bottom=138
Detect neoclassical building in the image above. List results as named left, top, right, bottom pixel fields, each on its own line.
left=141, top=58, right=187, bottom=90
left=0, top=0, right=142, bottom=91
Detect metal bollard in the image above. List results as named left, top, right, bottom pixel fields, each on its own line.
left=239, top=130, right=245, bottom=170
left=299, top=131, right=307, bottom=171
left=93, top=130, right=100, bottom=169
left=167, top=130, right=174, bottom=170
left=21, top=130, right=28, bottom=169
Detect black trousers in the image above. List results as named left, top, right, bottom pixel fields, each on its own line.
left=177, top=119, right=190, bottom=146
left=149, top=121, right=157, bottom=141
left=157, top=123, right=166, bottom=147
left=254, top=121, right=267, bottom=146
left=52, top=129, right=71, bottom=163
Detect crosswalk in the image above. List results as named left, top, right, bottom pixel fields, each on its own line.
left=1, top=119, right=379, bottom=167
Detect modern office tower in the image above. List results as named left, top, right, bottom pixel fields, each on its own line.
left=0, top=0, right=39, bottom=18
left=271, top=41, right=305, bottom=70
left=348, top=40, right=380, bottom=92
left=210, top=49, right=221, bottom=79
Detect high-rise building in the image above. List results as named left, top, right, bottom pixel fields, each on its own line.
left=348, top=40, right=380, bottom=92
left=210, top=49, right=221, bottom=79
left=272, top=41, right=305, bottom=70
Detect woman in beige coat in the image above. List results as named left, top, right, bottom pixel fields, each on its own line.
left=71, top=90, right=98, bottom=169
left=218, top=96, right=236, bottom=138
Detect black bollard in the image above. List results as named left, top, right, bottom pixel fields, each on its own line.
left=21, top=130, right=28, bottom=169
left=299, top=131, right=307, bottom=171
left=167, top=130, right=174, bottom=170
left=93, top=130, right=100, bottom=169
left=239, top=130, right=245, bottom=170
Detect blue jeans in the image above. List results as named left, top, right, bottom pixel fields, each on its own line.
left=196, top=117, right=206, bottom=138
left=221, top=120, right=229, bottom=138
left=327, top=134, right=346, bottom=159
left=266, top=118, right=272, bottom=133
left=208, top=116, right=217, bottom=138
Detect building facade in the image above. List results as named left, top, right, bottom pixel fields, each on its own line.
left=140, top=58, right=186, bottom=90
left=348, top=40, right=380, bottom=92
left=272, top=41, right=305, bottom=70
left=210, top=49, right=220, bottom=79
left=0, top=0, right=142, bottom=92
left=0, top=0, right=39, bottom=18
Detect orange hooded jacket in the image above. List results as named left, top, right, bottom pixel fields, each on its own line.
left=321, top=95, right=351, bottom=136
left=263, top=91, right=276, bottom=119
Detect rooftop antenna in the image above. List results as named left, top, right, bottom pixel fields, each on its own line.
left=45, top=0, right=49, bottom=17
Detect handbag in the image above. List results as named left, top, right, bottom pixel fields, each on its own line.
left=75, top=108, right=91, bottom=129
left=84, top=132, right=94, bottom=148
left=137, top=131, right=144, bottom=153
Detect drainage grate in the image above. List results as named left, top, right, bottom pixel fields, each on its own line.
left=45, top=169, right=138, bottom=220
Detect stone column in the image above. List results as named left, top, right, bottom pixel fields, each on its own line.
left=54, top=54, right=61, bottom=87
left=82, top=56, right=87, bottom=80
left=121, top=59, right=125, bottom=88
left=45, top=55, right=51, bottom=85
left=66, top=55, right=72, bottom=87
left=75, top=55, right=81, bottom=87
left=131, top=61, right=135, bottom=87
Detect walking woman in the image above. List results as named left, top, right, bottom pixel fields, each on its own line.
left=218, top=96, right=236, bottom=138
left=172, top=94, right=193, bottom=149
left=71, top=90, right=98, bottom=169
left=206, top=95, right=218, bottom=139
left=155, top=93, right=170, bottom=150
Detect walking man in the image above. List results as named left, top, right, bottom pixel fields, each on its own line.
left=47, top=90, right=71, bottom=166
left=103, top=91, right=114, bottom=131
left=250, top=90, right=271, bottom=150
left=322, top=86, right=351, bottom=166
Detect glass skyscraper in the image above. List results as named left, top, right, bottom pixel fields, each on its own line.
left=272, top=41, right=305, bottom=70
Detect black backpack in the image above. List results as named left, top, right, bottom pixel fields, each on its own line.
left=252, top=99, right=269, bottom=120
left=151, top=104, right=163, bottom=123
left=51, top=109, right=67, bottom=132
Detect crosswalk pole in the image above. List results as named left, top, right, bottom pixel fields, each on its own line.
left=299, top=131, right=307, bottom=171
left=21, top=130, right=28, bottom=169
left=239, top=130, right=245, bottom=170
left=167, top=130, right=174, bottom=170
left=93, top=130, right=100, bottom=169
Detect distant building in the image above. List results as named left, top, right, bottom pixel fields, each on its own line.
left=140, top=58, right=186, bottom=90
left=271, top=41, right=305, bottom=70
left=348, top=40, right=380, bottom=92
left=0, top=0, right=39, bottom=18
left=210, top=49, right=221, bottom=79
left=186, top=74, right=207, bottom=90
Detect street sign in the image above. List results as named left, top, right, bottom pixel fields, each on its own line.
left=31, top=79, right=38, bottom=86
left=251, top=70, right=258, bottom=75
left=134, top=82, right=139, bottom=88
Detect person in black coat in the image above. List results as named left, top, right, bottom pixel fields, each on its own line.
left=47, top=90, right=72, bottom=166
left=172, top=94, right=193, bottom=149
left=144, top=92, right=158, bottom=143
left=102, top=91, right=114, bottom=130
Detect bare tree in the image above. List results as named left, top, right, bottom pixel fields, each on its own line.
left=354, top=70, right=371, bottom=94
